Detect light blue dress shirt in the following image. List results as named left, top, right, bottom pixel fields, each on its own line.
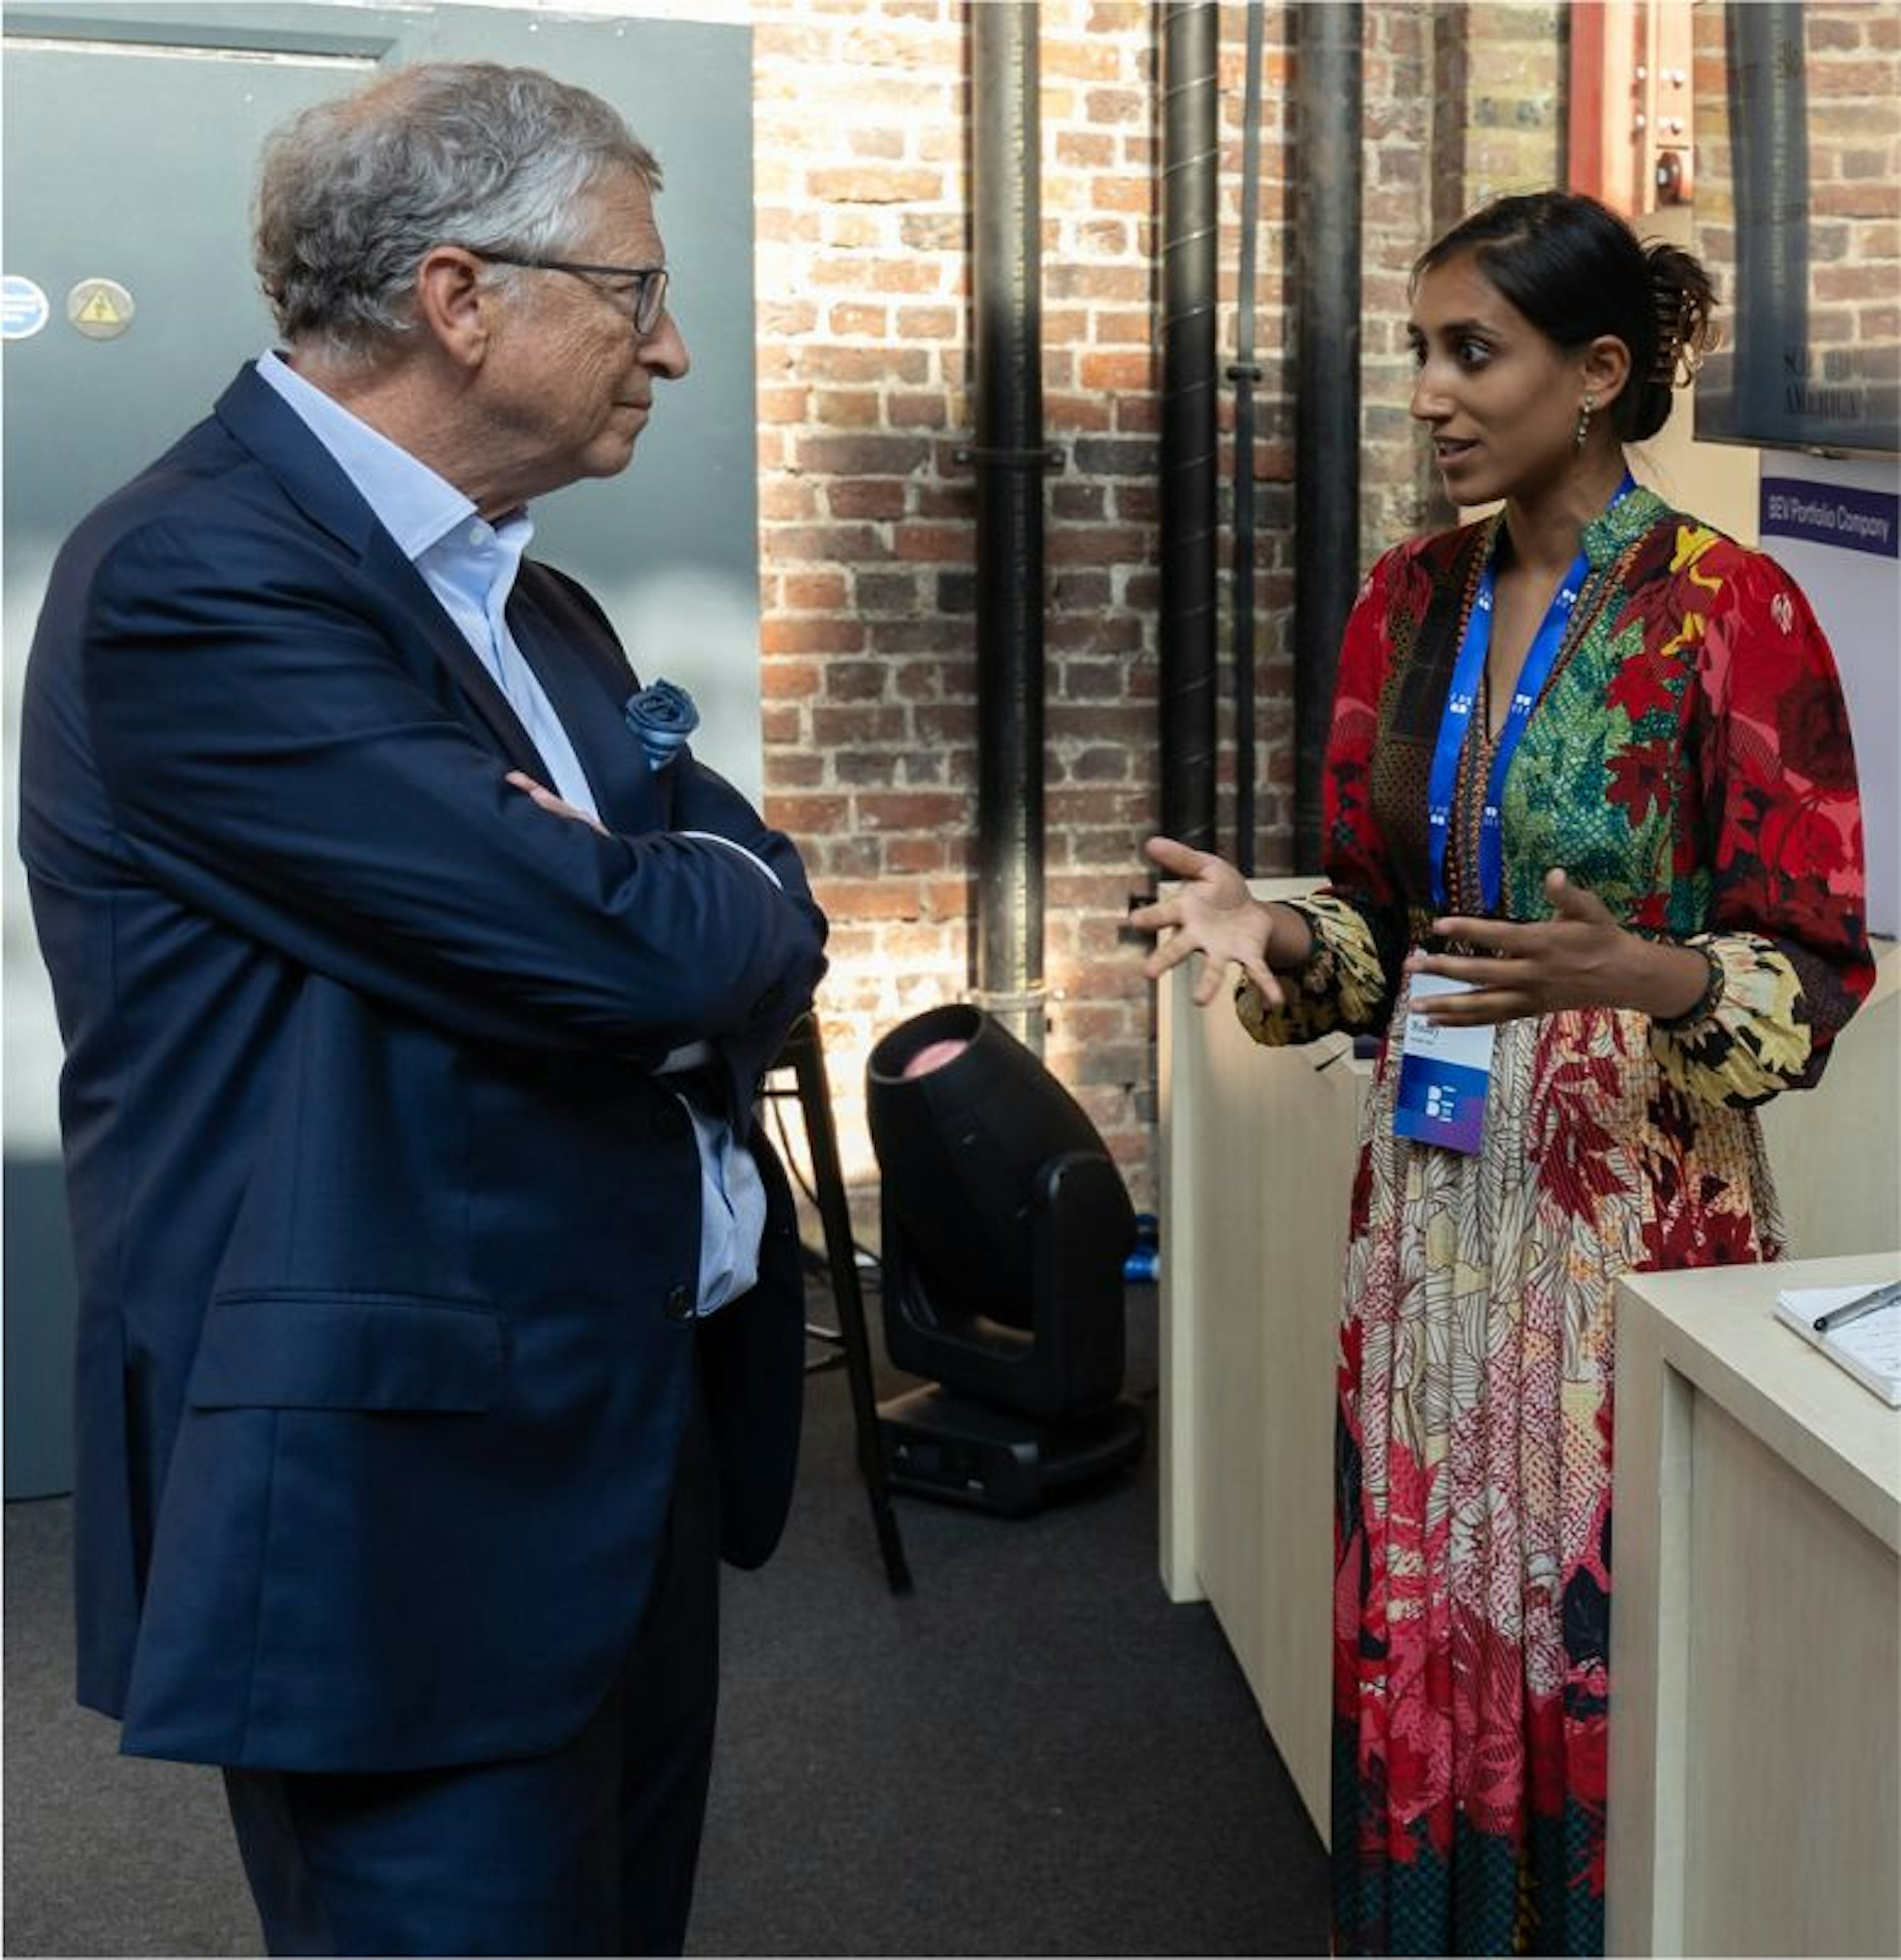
left=254, top=352, right=765, bottom=1315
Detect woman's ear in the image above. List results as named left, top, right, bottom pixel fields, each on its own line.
left=1581, top=332, right=1634, bottom=414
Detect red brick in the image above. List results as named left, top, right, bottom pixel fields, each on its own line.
left=849, top=127, right=908, bottom=161
left=1046, top=392, right=1117, bottom=433
left=821, top=660, right=891, bottom=703
left=765, top=523, right=889, bottom=562
left=826, top=303, right=890, bottom=338
left=827, top=480, right=909, bottom=520
left=780, top=572, right=850, bottom=610
left=893, top=523, right=974, bottom=562
left=815, top=835, right=884, bottom=879
left=884, top=835, right=951, bottom=874
left=768, top=793, right=853, bottom=835
left=812, top=705, right=911, bottom=747
left=796, top=432, right=933, bottom=476
left=761, top=616, right=866, bottom=656
left=811, top=878, right=935, bottom=922
left=761, top=659, right=819, bottom=701
left=896, top=305, right=960, bottom=340
left=854, top=791, right=968, bottom=832
left=758, top=480, right=820, bottom=521
left=1046, top=262, right=1151, bottom=303
left=809, top=256, right=950, bottom=295
left=799, top=346, right=932, bottom=384
left=806, top=167, right=948, bottom=204
left=886, top=393, right=950, bottom=431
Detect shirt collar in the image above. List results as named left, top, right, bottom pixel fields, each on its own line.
left=254, top=350, right=484, bottom=562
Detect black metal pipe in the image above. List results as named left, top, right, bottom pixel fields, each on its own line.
left=1228, top=0, right=1266, bottom=876
left=1725, top=1, right=1809, bottom=449
left=969, top=1, right=1047, bottom=1053
left=1292, top=3, right=1362, bottom=874
left=1159, top=1, right=1219, bottom=850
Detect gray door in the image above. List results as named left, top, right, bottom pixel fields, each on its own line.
left=3, top=2, right=760, bottom=1496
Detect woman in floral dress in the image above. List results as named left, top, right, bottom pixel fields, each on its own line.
left=1135, top=192, right=1872, bottom=1955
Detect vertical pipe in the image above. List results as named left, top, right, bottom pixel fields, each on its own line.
left=1160, top=1, right=1219, bottom=850
left=970, top=1, right=1047, bottom=1053
left=1229, top=0, right=1266, bottom=875
left=1292, top=3, right=1362, bottom=874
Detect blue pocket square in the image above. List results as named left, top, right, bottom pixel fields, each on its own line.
left=625, top=679, right=700, bottom=772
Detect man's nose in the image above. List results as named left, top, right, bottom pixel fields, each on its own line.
left=640, top=311, right=690, bottom=381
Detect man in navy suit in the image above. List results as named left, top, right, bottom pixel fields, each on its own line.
left=18, top=61, right=827, bottom=1956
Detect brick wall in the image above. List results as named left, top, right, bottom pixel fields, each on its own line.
left=751, top=1, right=1562, bottom=1227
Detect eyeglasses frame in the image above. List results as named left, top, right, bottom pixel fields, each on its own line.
left=463, top=251, right=670, bottom=337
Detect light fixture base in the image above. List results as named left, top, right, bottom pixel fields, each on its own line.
left=875, top=1383, right=1145, bottom=1519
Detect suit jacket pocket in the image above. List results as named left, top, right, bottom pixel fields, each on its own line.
left=188, top=1292, right=507, bottom=1411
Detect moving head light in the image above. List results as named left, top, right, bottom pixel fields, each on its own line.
left=865, top=1003, right=1146, bottom=1517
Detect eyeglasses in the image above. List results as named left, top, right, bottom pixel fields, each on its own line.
left=473, top=252, right=670, bottom=337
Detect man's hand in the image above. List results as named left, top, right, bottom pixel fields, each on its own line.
left=1131, top=835, right=1290, bottom=1009
left=1407, top=867, right=1710, bottom=1024
left=506, top=770, right=608, bottom=837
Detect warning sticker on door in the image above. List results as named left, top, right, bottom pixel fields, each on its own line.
left=67, top=277, right=136, bottom=340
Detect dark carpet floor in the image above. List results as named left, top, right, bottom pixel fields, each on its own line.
left=4, top=1282, right=1329, bottom=1956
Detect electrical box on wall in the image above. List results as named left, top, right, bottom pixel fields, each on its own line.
left=1568, top=0, right=1695, bottom=219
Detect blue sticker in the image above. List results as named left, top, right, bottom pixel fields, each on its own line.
left=1, top=274, right=50, bottom=341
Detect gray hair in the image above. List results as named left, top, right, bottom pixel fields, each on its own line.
left=254, top=61, right=660, bottom=364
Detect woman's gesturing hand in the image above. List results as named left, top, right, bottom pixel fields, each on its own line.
left=1130, top=835, right=1290, bottom=1009
left=1407, top=867, right=1711, bottom=1024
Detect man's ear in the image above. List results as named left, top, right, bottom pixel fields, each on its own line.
left=414, top=247, right=493, bottom=370
left=1581, top=332, right=1633, bottom=414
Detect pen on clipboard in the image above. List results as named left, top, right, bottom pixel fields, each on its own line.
left=1813, top=1280, right=1901, bottom=1335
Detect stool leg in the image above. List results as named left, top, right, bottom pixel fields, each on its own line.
left=787, top=1016, right=913, bottom=1594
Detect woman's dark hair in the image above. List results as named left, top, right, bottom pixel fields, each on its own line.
left=1413, top=190, right=1716, bottom=442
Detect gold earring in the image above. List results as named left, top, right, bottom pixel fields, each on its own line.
left=1574, top=393, right=1597, bottom=453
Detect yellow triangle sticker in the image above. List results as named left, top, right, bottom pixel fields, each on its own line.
left=76, top=289, right=122, bottom=325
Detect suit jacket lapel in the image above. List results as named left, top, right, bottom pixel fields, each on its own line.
left=212, top=365, right=548, bottom=779
left=508, top=576, right=667, bottom=837
left=359, top=529, right=552, bottom=777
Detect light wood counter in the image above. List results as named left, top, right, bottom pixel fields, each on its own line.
left=1609, top=1253, right=1901, bottom=1958
left=1158, top=878, right=1367, bottom=1844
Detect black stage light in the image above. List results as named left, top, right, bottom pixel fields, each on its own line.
left=865, top=1003, right=1147, bottom=1517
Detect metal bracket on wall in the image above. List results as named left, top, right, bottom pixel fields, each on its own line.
left=951, top=444, right=1065, bottom=471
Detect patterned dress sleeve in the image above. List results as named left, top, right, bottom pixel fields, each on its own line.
left=1651, top=544, right=1875, bottom=1106
left=1236, top=548, right=1409, bottom=1048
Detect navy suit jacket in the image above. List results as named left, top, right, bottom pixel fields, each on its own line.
left=18, top=365, right=828, bottom=1774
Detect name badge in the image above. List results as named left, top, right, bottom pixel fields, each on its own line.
left=1394, top=973, right=1495, bottom=1156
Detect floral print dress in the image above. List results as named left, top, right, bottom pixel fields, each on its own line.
left=1235, top=490, right=1873, bottom=1957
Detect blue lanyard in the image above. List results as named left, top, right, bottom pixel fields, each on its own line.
left=1426, top=476, right=1633, bottom=915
